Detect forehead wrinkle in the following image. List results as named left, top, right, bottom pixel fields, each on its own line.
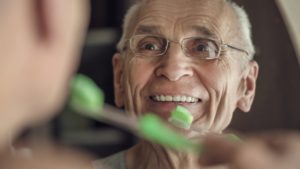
left=132, top=12, right=175, bottom=36
left=131, top=0, right=233, bottom=41
left=135, top=25, right=162, bottom=35
left=191, top=25, right=219, bottom=39
left=178, top=16, right=222, bottom=40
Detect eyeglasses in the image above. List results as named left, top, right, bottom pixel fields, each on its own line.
left=124, top=35, right=249, bottom=60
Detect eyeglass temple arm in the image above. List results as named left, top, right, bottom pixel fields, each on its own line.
left=224, top=44, right=249, bottom=56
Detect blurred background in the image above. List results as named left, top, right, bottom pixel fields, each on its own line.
left=24, top=0, right=300, bottom=158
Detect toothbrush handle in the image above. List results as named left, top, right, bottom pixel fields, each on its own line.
left=99, top=104, right=139, bottom=132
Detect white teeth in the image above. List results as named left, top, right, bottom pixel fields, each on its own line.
left=165, top=95, right=172, bottom=101
left=152, top=95, right=199, bottom=103
left=181, top=96, right=187, bottom=102
left=173, top=96, right=180, bottom=102
left=191, top=98, right=196, bottom=102
left=155, top=96, right=160, bottom=101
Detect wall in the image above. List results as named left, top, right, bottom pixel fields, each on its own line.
left=229, top=0, right=300, bottom=132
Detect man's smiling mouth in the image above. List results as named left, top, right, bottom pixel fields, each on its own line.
left=150, top=95, right=200, bottom=103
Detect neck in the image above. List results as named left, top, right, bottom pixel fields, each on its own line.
left=125, top=140, right=199, bottom=169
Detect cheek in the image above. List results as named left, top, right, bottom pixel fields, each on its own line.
left=126, top=58, right=156, bottom=93
left=197, top=60, right=241, bottom=94
left=195, top=62, right=228, bottom=92
left=123, top=58, right=156, bottom=114
left=198, top=61, right=242, bottom=131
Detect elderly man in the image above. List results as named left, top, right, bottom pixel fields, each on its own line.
left=96, top=0, right=258, bottom=168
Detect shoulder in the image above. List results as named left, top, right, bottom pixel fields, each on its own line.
left=93, top=151, right=126, bottom=169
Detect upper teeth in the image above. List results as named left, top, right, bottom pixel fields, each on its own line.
left=152, top=95, right=199, bottom=103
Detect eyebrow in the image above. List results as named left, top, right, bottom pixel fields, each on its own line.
left=135, top=25, right=162, bottom=35
left=191, top=26, right=218, bottom=39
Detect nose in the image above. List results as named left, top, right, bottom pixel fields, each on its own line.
left=155, top=44, right=193, bottom=81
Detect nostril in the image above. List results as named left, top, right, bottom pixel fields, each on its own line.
left=155, top=65, right=193, bottom=81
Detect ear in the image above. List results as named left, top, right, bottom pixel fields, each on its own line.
left=112, top=53, right=125, bottom=108
left=237, top=61, right=259, bottom=112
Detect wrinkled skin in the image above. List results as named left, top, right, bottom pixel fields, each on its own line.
left=112, top=0, right=258, bottom=168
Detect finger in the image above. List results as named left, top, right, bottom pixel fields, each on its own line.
left=35, top=0, right=89, bottom=71
left=198, top=135, right=239, bottom=166
left=199, top=136, right=276, bottom=169
left=39, top=0, right=89, bottom=46
left=0, top=144, right=94, bottom=169
left=231, top=139, right=281, bottom=169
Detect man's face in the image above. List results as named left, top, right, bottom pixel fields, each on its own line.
left=114, top=0, right=258, bottom=134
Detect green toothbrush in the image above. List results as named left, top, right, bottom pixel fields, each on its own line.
left=139, top=113, right=201, bottom=153
left=168, top=105, right=241, bottom=141
left=69, top=74, right=104, bottom=115
left=69, top=74, right=138, bottom=132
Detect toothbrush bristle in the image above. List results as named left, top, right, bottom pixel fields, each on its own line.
left=168, top=106, right=193, bottom=129
left=69, top=74, right=104, bottom=115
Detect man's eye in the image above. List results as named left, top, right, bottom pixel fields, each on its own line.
left=185, top=38, right=219, bottom=59
left=196, top=44, right=209, bottom=52
left=141, top=43, right=159, bottom=51
left=191, top=40, right=218, bottom=54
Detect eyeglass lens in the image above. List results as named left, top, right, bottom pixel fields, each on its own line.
left=130, top=35, right=220, bottom=59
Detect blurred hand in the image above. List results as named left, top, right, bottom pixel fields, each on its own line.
left=0, top=0, right=89, bottom=148
left=198, top=131, right=300, bottom=169
left=0, top=142, right=104, bottom=169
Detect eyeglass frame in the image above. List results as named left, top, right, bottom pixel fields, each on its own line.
left=122, top=34, right=249, bottom=60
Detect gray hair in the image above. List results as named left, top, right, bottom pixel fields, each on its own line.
left=116, top=1, right=142, bottom=53
left=229, top=1, right=255, bottom=59
left=117, top=0, right=255, bottom=60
